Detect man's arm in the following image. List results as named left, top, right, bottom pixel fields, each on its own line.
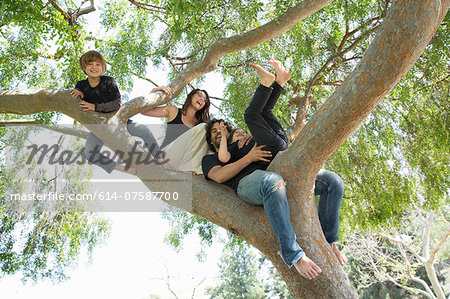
left=208, top=144, right=272, bottom=183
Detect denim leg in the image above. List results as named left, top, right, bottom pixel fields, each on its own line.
left=244, top=84, right=288, bottom=154
left=126, top=120, right=162, bottom=158
left=84, top=133, right=116, bottom=173
left=237, top=170, right=304, bottom=266
left=315, top=169, right=344, bottom=244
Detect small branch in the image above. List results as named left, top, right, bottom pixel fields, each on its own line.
left=172, top=61, right=192, bottom=66
left=49, top=0, right=72, bottom=23
left=438, top=209, right=449, bottom=225
left=40, top=124, right=90, bottom=139
left=130, top=71, right=159, bottom=87
left=429, top=227, right=450, bottom=262
left=0, top=119, right=41, bottom=126
left=128, top=0, right=167, bottom=14
left=191, top=277, right=207, bottom=299
left=167, top=53, right=198, bottom=61
left=379, top=233, right=423, bottom=262
left=387, top=275, right=434, bottom=299
left=284, top=94, right=314, bottom=142
left=217, top=59, right=254, bottom=69
left=411, top=277, right=438, bottom=299
left=303, top=24, right=380, bottom=101
left=75, top=0, right=96, bottom=18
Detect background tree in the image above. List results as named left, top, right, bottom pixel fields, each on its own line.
left=206, top=243, right=266, bottom=299
left=0, top=0, right=449, bottom=297
left=346, top=207, right=449, bottom=299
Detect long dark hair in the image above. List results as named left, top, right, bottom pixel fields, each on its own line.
left=181, top=89, right=211, bottom=125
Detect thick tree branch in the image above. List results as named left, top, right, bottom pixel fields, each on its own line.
left=115, top=0, right=335, bottom=121
left=75, top=0, right=96, bottom=18
left=422, top=211, right=434, bottom=260
left=276, top=0, right=450, bottom=175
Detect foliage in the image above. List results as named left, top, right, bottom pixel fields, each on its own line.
left=206, top=243, right=266, bottom=299
left=0, top=114, right=111, bottom=282
left=344, top=207, right=449, bottom=298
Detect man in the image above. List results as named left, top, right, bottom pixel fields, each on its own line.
left=201, top=61, right=346, bottom=280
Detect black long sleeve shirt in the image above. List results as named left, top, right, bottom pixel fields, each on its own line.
left=74, top=76, right=121, bottom=113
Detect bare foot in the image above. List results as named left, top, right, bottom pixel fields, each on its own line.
left=157, top=157, right=172, bottom=170
left=331, top=243, right=347, bottom=265
left=115, top=164, right=137, bottom=175
left=268, top=58, right=291, bottom=87
left=294, top=255, right=322, bottom=280
left=249, top=62, right=275, bottom=87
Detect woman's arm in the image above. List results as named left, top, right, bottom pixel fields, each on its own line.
left=141, top=105, right=178, bottom=121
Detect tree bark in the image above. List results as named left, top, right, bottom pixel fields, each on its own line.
left=1, top=0, right=448, bottom=298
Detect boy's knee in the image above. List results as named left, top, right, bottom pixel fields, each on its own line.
left=330, top=173, right=344, bottom=193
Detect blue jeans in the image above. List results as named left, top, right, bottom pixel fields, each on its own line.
left=84, top=120, right=161, bottom=173
left=315, top=169, right=344, bottom=244
left=236, top=169, right=344, bottom=266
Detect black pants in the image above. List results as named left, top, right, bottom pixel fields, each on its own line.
left=244, top=82, right=288, bottom=157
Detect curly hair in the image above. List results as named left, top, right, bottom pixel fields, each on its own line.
left=205, top=118, right=232, bottom=152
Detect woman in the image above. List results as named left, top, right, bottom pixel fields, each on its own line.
left=142, top=88, right=212, bottom=174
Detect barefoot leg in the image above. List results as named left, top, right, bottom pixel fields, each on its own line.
left=268, top=58, right=291, bottom=87
left=294, top=254, right=322, bottom=280
left=249, top=62, right=275, bottom=87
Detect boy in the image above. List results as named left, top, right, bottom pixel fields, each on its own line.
left=70, top=50, right=168, bottom=174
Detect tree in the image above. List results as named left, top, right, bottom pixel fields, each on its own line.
left=1, top=0, right=449, bottom=297
left=346, top=207, right=449, bottom=299
left=207, top=244, right=266, bottom=299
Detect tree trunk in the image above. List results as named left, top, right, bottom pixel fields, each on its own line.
left=0, top=0, right=448, bottom=298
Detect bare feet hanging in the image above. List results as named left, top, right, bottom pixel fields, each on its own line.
left=331, top=243, right=347, bottom=265
left=157, top=156, right=172, bottom=171
left=294, top=254, right=322, bottom=280
left=249, top=62, right=275, bottom=87
left=269, top=58, right=291, bottom=87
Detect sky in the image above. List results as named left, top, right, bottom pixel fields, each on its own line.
left=1, top=2, right=230, bottom=298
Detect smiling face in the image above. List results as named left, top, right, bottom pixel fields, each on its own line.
left=231, top=128, right=247, bottom=143
left=182, top=89, right=211, bottom=124
left=79, top=50, right=107, bottom=78
left=191, top=90, right=207, bottom=110
left=84, top=60, right=105, bottom=78
left=210, top=122, right=222, bottom=149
